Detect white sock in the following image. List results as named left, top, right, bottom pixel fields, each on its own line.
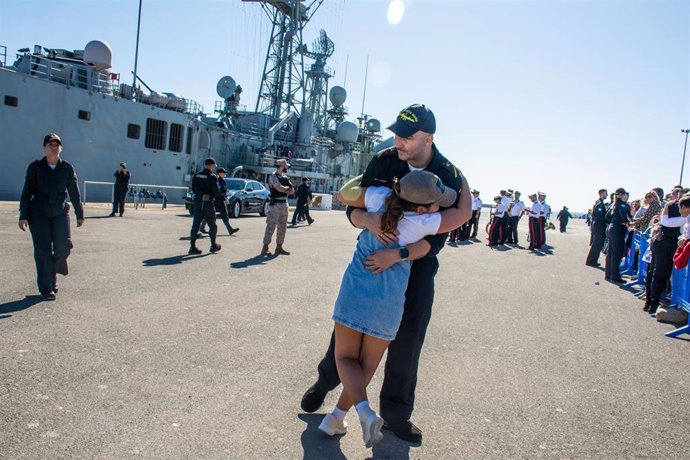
left=331, top=405, right=348, bottom=422
left=355, top=400, right=371, bottom=418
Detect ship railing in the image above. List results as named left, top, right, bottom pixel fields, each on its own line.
left=0, top=45, right=7, bottom=67
left=27, top=55, right=119, bottom=95
left=82, top=181, right=189, bottom=206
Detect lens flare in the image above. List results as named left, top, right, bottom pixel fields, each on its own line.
left=387, top=0, right=405, bottom=25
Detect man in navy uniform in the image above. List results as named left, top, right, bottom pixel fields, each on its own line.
left=469, top=189, right=482, bottom=238
left=188, top=158, right=221, bottom=255
left=109, top=162, right=130, bottom=217
left=585, top=189, right=608, bottom=267
left=301, top=104, right=471, bottom=443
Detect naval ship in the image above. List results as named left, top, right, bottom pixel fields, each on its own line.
left=0, top=0, right=385, bottom=203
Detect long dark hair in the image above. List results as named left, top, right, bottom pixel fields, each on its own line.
left=380, top=178, right=426, bottom=234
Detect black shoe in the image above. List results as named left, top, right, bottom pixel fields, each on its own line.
left=609, top=278, right=625, bottom=284
left=585, top=262, right=600, bottom=267
left=383, top=419, right=422, bottom=443
left=188, top=246, right=202, bottom=255
left=42, top=291, right=56, bottom=301
left=300, top=383, right=327, bottom=413
left=308, top=218, right=314, bottom=225
left=108, top=213, right=116, bottom=217
left=229, top=228, right=240, bottom=236
left=210, top=244, right=222, bottom=253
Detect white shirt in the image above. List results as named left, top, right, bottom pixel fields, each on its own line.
left=660, top=213, right=689, bottom=228
left=510, top=199, right=525, bottom=217
left=472, top=197, right=482, bottom=211
left=500, top=195, right=512, bottom=210
left=528, top=201, right=541, bottom=217
left=365, top=187, right=441, bottom=246
left=494, top=202, right=507, bottom=218
left=537, top=200, right=548, bottom=217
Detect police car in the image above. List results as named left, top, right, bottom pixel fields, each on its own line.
left=185, top=178, right=270, bottom=218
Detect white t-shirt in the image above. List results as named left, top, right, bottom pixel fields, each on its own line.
left=365, top=186, right=441, bottom=246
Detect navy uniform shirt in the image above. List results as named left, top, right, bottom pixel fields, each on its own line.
left=114, top=170, right=131, bottom=189
left=592, top=199, right=607, bottom=226
left=608, top=201, right=632, bottom=227
left=357, top=143, right=463, bottom=258
left=191, top=169, right=220, bottom=203
left=19, top=157, right=83, bottom=220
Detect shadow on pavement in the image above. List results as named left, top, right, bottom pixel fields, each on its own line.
left=85, top=215, right=116, bottom=220
left=142, top=254, right=210, bottom=266
left=298, top=414, right=346, bottom=460
left=0, top=295, right=44, bottom=319
left=230, top=254, right=274, bottom=269
left=297, top=413, right=414, bottom=459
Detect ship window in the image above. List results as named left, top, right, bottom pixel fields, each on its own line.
left=127, top=123, right=141, bottom=139
left=185, top=127, right=193, bottom=154
left=145, top=118, right=167, bottom=150
left=4, top=96, right=18, bottom=107
left=169, top=123, right=184, bottom=152
left=78, top=110, right=91, bottom=121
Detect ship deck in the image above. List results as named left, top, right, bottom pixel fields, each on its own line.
left=1, top=202, right=688, bottom=458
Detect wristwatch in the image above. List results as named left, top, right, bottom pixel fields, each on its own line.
left=399, top=247, right=410, bottom=261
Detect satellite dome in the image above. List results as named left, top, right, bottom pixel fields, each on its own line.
left=366, top=118, right=381, bottom=132
left=329, top=86, right=347, bottom=107
left=216, top=76, right=237, bottom=99
left=83, top=40, right=112, bottom=70
left=336, top=121, right=358, bottom=143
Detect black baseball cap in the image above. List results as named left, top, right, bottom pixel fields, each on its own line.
left=615, top=187, right=628, bottom=195
left=43, top=133, right=62, bottom=146
left=216, top=167, right=226, bottom=174
left=387, top=104, right=436, bottom=137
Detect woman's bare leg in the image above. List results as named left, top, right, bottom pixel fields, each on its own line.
left=333, top=323, right=390, bottom=410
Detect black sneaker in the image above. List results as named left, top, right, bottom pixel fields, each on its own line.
left=300, top=383, right=327, bottom=413
left=42, top=291, right=57, bottom=301
left=229, top=228, right=240, bottom=236
left=188, top=246, right=202, bottom=255
left=383, top=419, right=422, bottom=443
left=210, top=244, right=222, bottom=253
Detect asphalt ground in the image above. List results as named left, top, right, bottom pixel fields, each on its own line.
left=1, top=202, right=688, bottom=459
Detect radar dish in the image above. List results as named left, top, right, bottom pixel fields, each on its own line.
left=329, top=86, right=347, bottom=107
left=216, top=76, right=237, bottom=99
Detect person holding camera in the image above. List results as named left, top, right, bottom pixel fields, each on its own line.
left=261, top=158, right=294, bottom=256
left=109, top=162, right=131, bottom=217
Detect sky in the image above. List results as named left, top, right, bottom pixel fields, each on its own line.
left=1, top=0, right=688, bottom=212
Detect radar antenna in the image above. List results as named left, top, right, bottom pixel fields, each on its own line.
left=243, top=0, right=326, bottom=121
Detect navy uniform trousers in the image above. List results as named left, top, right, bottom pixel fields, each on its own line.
left=314, top=256, right=439, bottom=420
left=586, top=222, right=607, bottom=265
left=190, top=201, right=217, bottom=245
left=28, top=202, right=72, bottom=295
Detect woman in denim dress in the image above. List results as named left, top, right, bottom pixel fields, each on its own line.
left=318, top=170, right=458, bottom=448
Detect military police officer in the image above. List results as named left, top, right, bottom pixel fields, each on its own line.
left=585, top=188, right=608, bottom=267
left=214, top=168, right=240, bottom=236
left=188, top=158, right=221, bottom=255
left=261, top=158, right=294, bottom=256
left=109, top=162, right=131, bottom=217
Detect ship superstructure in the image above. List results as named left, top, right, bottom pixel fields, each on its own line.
left=0, top=0, right=384, bottom=202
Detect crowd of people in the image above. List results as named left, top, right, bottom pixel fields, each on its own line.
left=585, top=185, right=690, bottom=317
left=447, top=188, right=565, bottom=251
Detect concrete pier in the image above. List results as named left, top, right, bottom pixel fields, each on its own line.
left=1, top=202, right=688, bottom=458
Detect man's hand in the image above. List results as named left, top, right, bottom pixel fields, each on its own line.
left=77, top=219, right=84, bottom=227
left=352, top=210, right=399, bottom=244
left=18, top=220, right=28, bottom=231
left=364, top=248, right=400, bottom=274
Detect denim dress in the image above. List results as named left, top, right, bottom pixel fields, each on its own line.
left=332, top=187, right=441, bottom=340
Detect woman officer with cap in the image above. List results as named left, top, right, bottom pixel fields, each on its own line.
left=604, top=187, right=632, bottom=283
left=18, top=133, right=84, bottom=300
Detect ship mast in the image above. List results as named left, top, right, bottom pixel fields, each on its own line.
left=244, top=0, right=325, bottom=121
